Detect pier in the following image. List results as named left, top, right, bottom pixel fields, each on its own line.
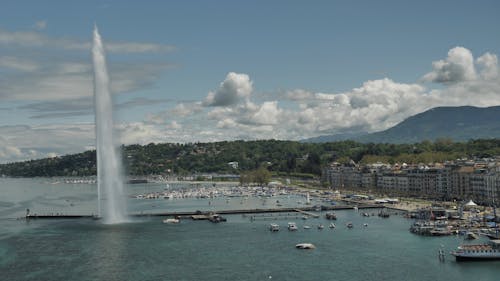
left=23, top=204, right=383, bottom=220
left=294, top=209, right=320, bottom=218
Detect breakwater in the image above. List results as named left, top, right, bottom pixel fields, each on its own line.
left=24, top=204, right=385, bottom=220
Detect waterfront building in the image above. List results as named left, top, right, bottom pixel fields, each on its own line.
left=321, top=158, right=500, bottom=203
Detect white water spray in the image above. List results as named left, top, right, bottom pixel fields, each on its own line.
left=92, top=25, right=128, bottom=224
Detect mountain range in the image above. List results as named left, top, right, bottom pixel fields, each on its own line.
left=304, top=105, right=500, bottom=143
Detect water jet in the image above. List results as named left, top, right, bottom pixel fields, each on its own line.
left=92, top=25, right=128, bottom=224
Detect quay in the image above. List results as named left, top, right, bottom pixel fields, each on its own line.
left=23, top=204, right=384, bottom=220
left=294, top=209, right=320, bottom=218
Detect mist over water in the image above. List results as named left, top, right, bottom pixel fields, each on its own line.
left=92, top=25, right=128, bottom=224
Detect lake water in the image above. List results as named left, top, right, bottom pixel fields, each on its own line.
left=1, top=178, right=499, bottom=281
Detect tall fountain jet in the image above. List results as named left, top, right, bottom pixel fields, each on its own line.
left=92, top=25, right=128, bottom=224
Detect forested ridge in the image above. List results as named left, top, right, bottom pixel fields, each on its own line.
left=1, top=139, right=499, bottom=177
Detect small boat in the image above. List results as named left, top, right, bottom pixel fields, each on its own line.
left=269, top=223, right=280, bottom=232
left=451, top=239, right=500, bottom=261
left=288, top=222, right=298, bottom=231
left=305, top=193, right=311, bottom=205
left=346, top=222, right=354, bottom=229
left=363, top=223, right=368, bottom=227
left=318, top=224, right=324, bottom=230
left=329, top=223, right=336, bottom=229
left=208, top=214, right=227, bottom=223
left=465, top=231, right=478, bottom=240
left=325, top=212, right=337, bottom=220
left=303, top=225, right=311, bottom=229
left=295, top=243, right=316, bottom=249
left=163, top=218, right=180, bottom=224
left=430, top=228, right=452, bottom=236
left=378, top=210, right=390, bottom=218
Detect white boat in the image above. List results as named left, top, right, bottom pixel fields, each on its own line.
left=305, top=192, right=311, bottom=205
left=288, top=222, right=298, bottom=231
left=465, top=231, right=478, bottom=240
left=451, top=239, right=500, bottom=261
left=329, top=223, right=336, bottom=229
left=346, top=222, right=354, bottom=229
left=269, top=223, right=280, bottom=232
left=303, top=225, right=311, bottom=229
left=295, top=243, right=316, bottom=249
left=163, top=218, right=180, bottom=224
left=325, top=212, right=337, bottom=220
left=318, top=224, right=324, bottom=230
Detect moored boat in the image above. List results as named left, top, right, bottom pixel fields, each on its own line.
left=295, top=243, right=316, bottom=249
left=163, top=218, right=180, bottom=224
left=269, top=223, right=280, bottom=232
left=465, top=231, right=479, bottom=240
left=325, top=212, right=337, bottom=220
left=451, top=240, right=500, bottom=261
left=288, top=222, right=298, bottom=231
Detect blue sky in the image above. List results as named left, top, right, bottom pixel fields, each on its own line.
left=1, top=0, right=500, bottom=163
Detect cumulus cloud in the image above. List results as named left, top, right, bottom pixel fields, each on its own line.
left=0, top=124, right=94, bottom=163
left=204, top=72, right=253, bottom=106
left=146, top=102, right=203, bottom=125
left=0, top=136, right=23, bottom=160
left=250, top=101, right=282, bottom=125
left=476, top=52, right=498, bottom=80
left=199, top=47, right=500, bottom=141
left=2, top=45, right=500, bottom=163
left=422, top=46, right=477, bottom=83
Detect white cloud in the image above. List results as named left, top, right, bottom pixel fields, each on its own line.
left=171, top=102, right=203, bottom=117
left=33, top=20, right=47, bottom=30
left=0, top=56, right=39, bottom=72
left=117, top=122, right=164, bottom=145
left=199, top=47, right=500, bottom=141
left=0, top=124, right=94, bottom=163
left=2, top=46, right=500, bottom=164
left=286, top=89, right=315, bottom=101
left=204, top=72, right=253, bottom=106
left=422, top=46, right=477, bottom=83
left=0, top=61, right=170, bottom=102
left=250, top=101, right=282, bottom=125
left=146, top=102, right=203, bottom=125
left=0, top=28, right=175, bottom=53
left=105, top=42, right=176, bottom=53
left=166, top=121, right=182, bottom=129
left=477, top=52, right=498, bottom=80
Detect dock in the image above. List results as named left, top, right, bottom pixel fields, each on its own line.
left=294, top=209, right=320, bottom=218
left=23, top=204, right=383, bottom=220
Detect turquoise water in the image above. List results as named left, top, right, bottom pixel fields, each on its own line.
left=1, top=178, right=499, bottom=281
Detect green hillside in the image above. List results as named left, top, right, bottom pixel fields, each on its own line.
left=1, top=139, right=499, bottom=178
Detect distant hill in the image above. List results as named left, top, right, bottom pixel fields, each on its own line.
left=305, top=106, right=500, bottom=143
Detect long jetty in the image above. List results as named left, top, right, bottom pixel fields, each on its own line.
left=24, top=204, right=384, bottom=220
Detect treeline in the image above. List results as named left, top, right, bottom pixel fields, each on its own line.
left=0, top=139, right=499, bottom=177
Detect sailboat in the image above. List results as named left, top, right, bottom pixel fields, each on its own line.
left=305, top=192, right=311, bottom=205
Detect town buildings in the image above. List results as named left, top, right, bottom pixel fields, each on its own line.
left=321, top=158, right=500, bottom=205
